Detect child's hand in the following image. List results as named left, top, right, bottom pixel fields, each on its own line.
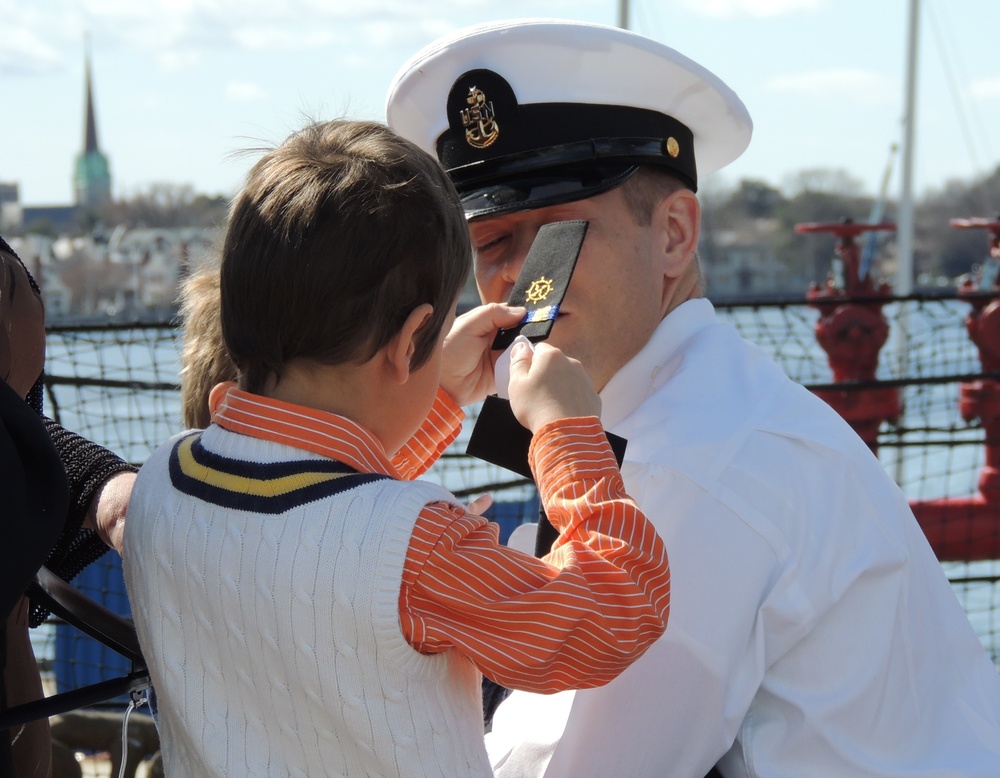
left=466, top=493, right=493, bottom=516
left=440, top=303, right=526, bottom=406
left=507, top=341, right=600, bottom=434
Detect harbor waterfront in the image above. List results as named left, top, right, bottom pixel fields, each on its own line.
left=33, top=294, right=1000, bottom=697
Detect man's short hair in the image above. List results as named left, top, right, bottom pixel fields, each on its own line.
left=621, top=168, right=703, bottom=293
left=220, top=119, right=470, bottom=394
left=620, top=167, right=688, bottom=227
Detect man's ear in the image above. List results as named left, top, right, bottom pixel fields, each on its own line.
left=652, top=188, right=700, bottom=278
left=387, top=303, right=434, bottom=384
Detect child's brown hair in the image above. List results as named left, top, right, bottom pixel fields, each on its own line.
left=220, top=119, right=471, bottom=393
left=178, top=264, right=235, bottom=428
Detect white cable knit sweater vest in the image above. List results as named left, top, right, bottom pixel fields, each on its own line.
left=123, top=425, right=490, bottom=777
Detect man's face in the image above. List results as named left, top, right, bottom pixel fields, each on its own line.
left=470, top=185, right=672, bottom=392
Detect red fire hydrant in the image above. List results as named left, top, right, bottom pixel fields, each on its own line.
left=798, top=219, right=899, bottom=453
left=955, top=216, right=1000, bottom=503
left=909, top=216, right=1000, bottom=561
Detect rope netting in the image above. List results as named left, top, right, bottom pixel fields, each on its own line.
left=34, top=296, right=1000, bottom=703
left=719, top=293, right=1000, bottom=661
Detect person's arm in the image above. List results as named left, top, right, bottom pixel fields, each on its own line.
left=81, top=469, right=136, bottom=553
left=399, top=416, right=670, bottom=693
left=392, top=303, right=524, bottom=479
left=42, top=418, right=137, bottom=555
left=23, top=420, right=136, bottom=627
left=391, top=389, right=463, bottom=479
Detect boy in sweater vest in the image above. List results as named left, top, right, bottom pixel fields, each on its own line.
left=122, top=119, right=670, bottom=777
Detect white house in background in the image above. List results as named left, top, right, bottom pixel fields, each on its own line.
left=109, top=227, right=220, bottom=310
left=9, top=227, right=221, bottom=319
left=703, top=222, right=792, bottom=299
left=7, top=235, right=73, bottom=318
left=39, top=267, right=73, bottom=319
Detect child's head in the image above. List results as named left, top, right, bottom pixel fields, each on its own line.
left=178, top=263, right=236, bottom=428
left=220, top=119, right=471, bottom=394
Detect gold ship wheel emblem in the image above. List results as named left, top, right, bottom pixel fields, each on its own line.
left=525, top=276, right=555, bottom=304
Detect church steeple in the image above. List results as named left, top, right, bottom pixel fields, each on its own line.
left=74, top=37, right=112, bottom=210
left=83, top=50, right=100, bottom=155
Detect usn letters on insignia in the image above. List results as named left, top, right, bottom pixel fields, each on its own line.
left=461, top=87, right=499, bottom=149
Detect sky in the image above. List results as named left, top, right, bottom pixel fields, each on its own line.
left=2, top=0, right=999, bottom=209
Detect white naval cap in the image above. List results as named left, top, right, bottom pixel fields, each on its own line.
left=385, top=18, right=752, bottom=219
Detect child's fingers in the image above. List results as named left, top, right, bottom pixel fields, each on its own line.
left=466, top=493, right=493, bottom=516
left=507, top=338, right=535, bottom=374
left=452, top=303, right=527, bottom=339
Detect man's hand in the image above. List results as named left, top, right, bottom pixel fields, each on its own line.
left=440, top=303, right=526, bottom=407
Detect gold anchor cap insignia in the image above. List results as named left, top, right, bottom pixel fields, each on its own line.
left=525, top=276, right=554, bottom=304
left=461, top=86, right=500, bottom=149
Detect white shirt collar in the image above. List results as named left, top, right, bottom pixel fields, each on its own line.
left=600, top=298, right=717, bottom=431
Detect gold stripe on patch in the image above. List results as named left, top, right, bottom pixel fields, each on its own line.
left=174, top=436, right=349, bottom=497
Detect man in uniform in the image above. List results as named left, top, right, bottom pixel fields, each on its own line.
left=386, top=19, right=1000, bottom=777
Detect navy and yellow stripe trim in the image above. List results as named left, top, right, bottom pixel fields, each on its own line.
left=168, top=432, right=389, bottom=514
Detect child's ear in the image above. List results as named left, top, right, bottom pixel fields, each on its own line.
left=387, top=303, right=434, bottom=384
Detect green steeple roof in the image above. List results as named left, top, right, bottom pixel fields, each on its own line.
left=74, top=43, right=111, bottom=209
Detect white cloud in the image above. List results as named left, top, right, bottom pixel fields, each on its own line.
left=767, top=68, right=895, bottom=106
left=232, top=27, right=342, bottom=50
left=0, top=28, right=63, bottom=75
left=155, top=49, right=203, bottom=73
left=968, top=77, right=1000, bottom=101
left=678, top=0, right=824, bottom=18
left=1, top=0, right=608, bottom=78
left=226, top=81, right=268, bottom=102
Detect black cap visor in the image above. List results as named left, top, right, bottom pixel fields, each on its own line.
left=462, top=163, right=639, bottom=220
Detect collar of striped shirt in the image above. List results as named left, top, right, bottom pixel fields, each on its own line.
left=209, top=382, right=400, bottom=479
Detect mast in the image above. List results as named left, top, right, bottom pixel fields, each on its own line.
left=891, top=0, right=920, bottom=485
left=896, top=0, right=920, bottom=295
left=618, top=0, right=630, bottom=30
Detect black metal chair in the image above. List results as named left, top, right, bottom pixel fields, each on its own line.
left=0, top=566, right=149, bottom=731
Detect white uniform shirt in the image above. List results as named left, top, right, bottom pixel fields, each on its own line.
left=487, top=298, right=1000, bottom=777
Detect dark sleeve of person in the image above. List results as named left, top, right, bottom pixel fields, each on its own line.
left=27, top=419, right=137, bottom=628
left=0, top=383, right=68, bottom=625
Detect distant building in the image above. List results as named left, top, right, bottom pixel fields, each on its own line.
left=108, top=227, right=219, bottom=312
left=0, top=182, right=20, bottom=231
left=21, top=44, right=112, bottom=234
left=20, top=205, right=80, bottom=235
left=0, top=182, right=18, bottom=206
left=702, top=220, right=792, bottom=299
left=7, top=235, right=72, bottom=317
left=73, top=45, right=112, bottom=210
left=6, top=44, right=226, bottom=322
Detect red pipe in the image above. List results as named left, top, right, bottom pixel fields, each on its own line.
left=909, top=496, right=1000, bottom=561
left=906, top=217, right=1000, bottom=561
left=798, top=220, right=899, bottom=454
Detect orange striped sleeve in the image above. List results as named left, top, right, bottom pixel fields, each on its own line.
left=399, top=416, right=670, bottom=694
left=392, top=389, right=464, bottom=480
